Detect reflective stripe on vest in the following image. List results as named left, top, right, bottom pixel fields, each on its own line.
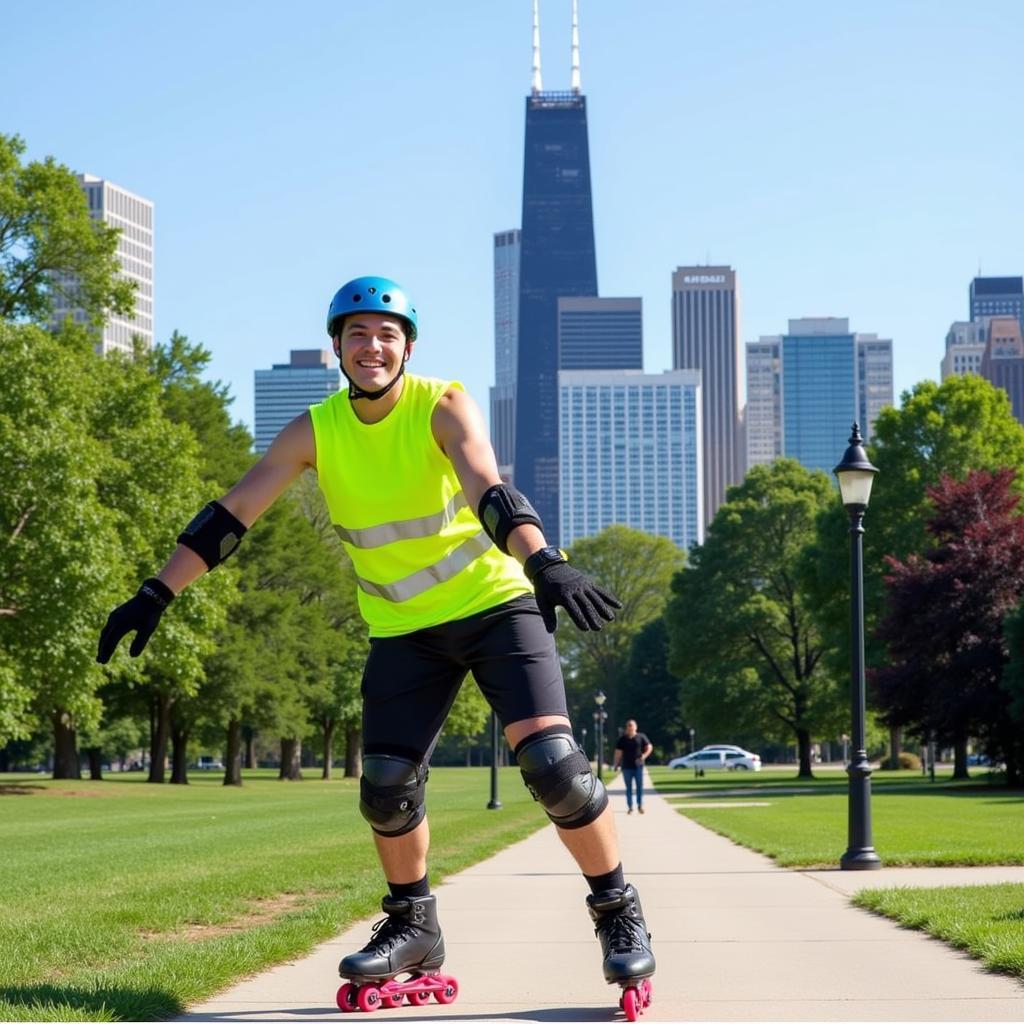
left=333, top=492, right=468, bottom=549
left=355, top=530, right=493, bottom=603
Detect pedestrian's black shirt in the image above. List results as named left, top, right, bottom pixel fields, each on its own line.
left=616, top=732, right=650, bottom=766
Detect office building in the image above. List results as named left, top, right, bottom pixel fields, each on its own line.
left=671, top=265, right=745, bottom=527
left=746, top=319, right=893, bottom=474
left=490, top=229, right=521, bottom=479
left=940, top=321, right=987, bottom=380
left=515, top=0, right=598, bottom=544
left=558, top=296, right=642, bottom=370
left=254, top=350, right=340, bottom=453
left=50, top=174, right=154, bottom=355
left=970, top=276, right=1024, bottom=325
left=559, top=370, right=703, bottom=549
left=745, top=337, right=782, bottom=466
left=980, top=317, right=1024, bottom=424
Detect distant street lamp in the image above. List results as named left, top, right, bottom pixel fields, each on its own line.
left=834, top=423, right=882, bottom=871
left=594, top=691, right=608, bottom=781
left=689, top=727, right=696, bottom=754
left=486, top=711, right=502, bottom=810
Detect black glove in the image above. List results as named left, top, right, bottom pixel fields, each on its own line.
left=530, top=561, right=622, bottom=633
left=96, top=578, right=174, bottom=664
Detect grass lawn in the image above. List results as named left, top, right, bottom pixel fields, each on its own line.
left=0, top=767, right=545, bottom=1022
left=854, top=883, right=1024, bottom=979
left=650, top=765, right=1024, bottom=867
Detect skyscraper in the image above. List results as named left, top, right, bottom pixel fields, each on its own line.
left=558, top=296, right=642, bottom=370
left=490, top=229, right=521, bottom=479
left=970, top=276, right=1024, bottom=325
left=515, top=0, right=598, bottom=544
left=980, top=317, right=1024, bottom=424
left=671, top=266, right=745, bottom=526
left=746, top=318, right=893, bottom=474
left=50, top=174, right=154, bottom=355
left=940, top=321, right=986, bottom=380
left=745, top=337, right=782, bottom=467
left=254, top=349, right=340, bottom=453
left=559, top=369, right=703, bottom=549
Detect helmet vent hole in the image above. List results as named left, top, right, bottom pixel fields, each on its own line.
left=382, top=294, right=392, bottom=303
left=352, top=294, right=362, bottom=302
left=368, top=286, right=377, bottom=294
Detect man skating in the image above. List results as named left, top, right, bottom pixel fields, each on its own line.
left=97, top=277, right=655, bottom=1016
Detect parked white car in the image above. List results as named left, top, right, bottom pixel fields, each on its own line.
left=668, top=746, right=762, bottom=771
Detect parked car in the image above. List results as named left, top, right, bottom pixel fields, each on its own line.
left=668, top=747, right=762, bottom=771
left=667, top=749, right=727, bottom=771
left=196, top=756, right=225, bottom=770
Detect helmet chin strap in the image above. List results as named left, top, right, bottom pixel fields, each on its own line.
left=342, top=347, right=409, bottom=403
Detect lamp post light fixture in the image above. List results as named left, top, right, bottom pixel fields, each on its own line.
left=594, top=690, right=607, bottom=781
left=833, top=423, right=882, bottom=871
left=689, top=727, right=695, bottom=754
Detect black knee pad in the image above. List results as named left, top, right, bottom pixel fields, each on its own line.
left=514, top=725, right=608, bottom=829
left=360, top=754, right=428, bottom=837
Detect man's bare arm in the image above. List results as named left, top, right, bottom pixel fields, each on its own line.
left=158, top=412, right=316, bottom=594
left=431, top=388, right=544, bottom=563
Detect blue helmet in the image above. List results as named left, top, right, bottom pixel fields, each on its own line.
left=326, top=276, right=418, bottom=341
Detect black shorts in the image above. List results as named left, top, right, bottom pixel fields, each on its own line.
left=361, top=595, right=568, bottom=762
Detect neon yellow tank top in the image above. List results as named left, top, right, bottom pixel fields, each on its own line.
left=309, top=375, right=531, bottom=637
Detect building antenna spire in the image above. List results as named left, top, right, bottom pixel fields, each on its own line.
left=532, top=0, right=543, bottom=95
left=571, top=0, right=581, bottom=94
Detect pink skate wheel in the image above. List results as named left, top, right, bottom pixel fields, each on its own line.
left=357, top=984, right=382, bottom=1013
left=336, top=983, right=358, bottom=1013
left=622, top=986, right=641, bottom=1021
left=407, top=990, right=431, bottom=1006
left=435, top=976, right=459, bottom=1004
left=641, top=978, right=653, bottom=1006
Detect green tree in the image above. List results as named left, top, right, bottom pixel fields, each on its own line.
left=0, top=323, right=121, bottom=757
left=619, top=618, right=686, bottom=761
left=558, top=525, right=684, bottom=730
left=0, top=134, right=134, bottom=326
left=667, top=460, right=842, bottom=777
left=801, top=376, right=1024, bottom=763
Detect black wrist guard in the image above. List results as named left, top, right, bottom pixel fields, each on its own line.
left=177, top=501, right=247, bottom=570
left=139, top=577, right=175, bottom=609
left=523, top=545, right=567, bottom=583
left=477, top=484, right=543, bottom=555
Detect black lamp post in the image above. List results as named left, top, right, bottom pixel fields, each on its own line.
left=486, top=710, right=502, bottom=810
left=833, top=423, right=882, bottom=871
left=594, top=690, right=607, bottom=781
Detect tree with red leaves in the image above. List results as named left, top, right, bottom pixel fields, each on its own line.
left=874, top=468, right=1024, bottom=785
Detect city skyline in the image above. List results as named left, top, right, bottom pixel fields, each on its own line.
left=5, top=1, right=1024, bottom=436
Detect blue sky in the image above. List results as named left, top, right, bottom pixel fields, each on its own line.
left=5, top=1, right=1023, bottom=434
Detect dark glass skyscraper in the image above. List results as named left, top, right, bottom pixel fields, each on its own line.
left=514, top=90, right=597, bottom=543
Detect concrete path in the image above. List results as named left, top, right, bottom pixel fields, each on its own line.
left=179, top=773, right=1024, bottom=1022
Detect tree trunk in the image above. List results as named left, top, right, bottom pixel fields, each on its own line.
left=243, top=725, right=257, bottom=769
left=795, top=728, right=814, bottom=779
left=86, top=747, right=103, bottom=780
left=344, top=722, right=362, bottom=778
left=224, top=719, right=243, bottom=786
left=279, top=737, right=302, bottom=780
left=148, top=691, right=172, bottom=783
left=883, top=726, right=902, bottom=770
left=322, top=720, right=336, bottom=780
left=51, top=709, right=81, bottom=779
left=952, top=734, right=969, bottom=780
left=170, top=723, right=189, bottom=784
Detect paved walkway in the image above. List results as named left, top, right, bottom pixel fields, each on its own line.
left=179, top=773, right=1024, bottom=1022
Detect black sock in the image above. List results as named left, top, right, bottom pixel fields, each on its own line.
left=388, top=875, right=430, bottom=900
left=585, top=863, right=625, bottom=895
